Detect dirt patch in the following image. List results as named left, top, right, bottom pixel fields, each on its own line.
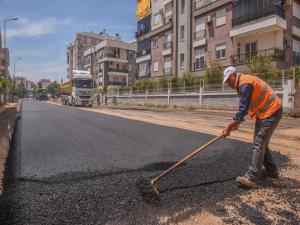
left=0, top=103, right=18, bottom=194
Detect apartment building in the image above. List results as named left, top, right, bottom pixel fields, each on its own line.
left=136, top=4, right=152, bottom=78
left=84, top=37, right=136, bottom=89
left=192, top=0, right=233, bottom=76
left=67, top=32, right=110, bottom=80
left=0, top=48, right=9, bottom=78
left=192, top=0, right=298, bottom=75
left=38, top=79, right=51, bottom=89
left=135, top=0, right=300, bottom=80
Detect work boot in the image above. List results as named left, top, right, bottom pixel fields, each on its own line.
left=261, top=167, right=279, bottom=179
left=236, top=176, right=257, bottom=188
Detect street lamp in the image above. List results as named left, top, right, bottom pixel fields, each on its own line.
left=4, top=17, right=18, bottom=79
left=4, top=17, right=18, bottom=48
left=2, top=17, right=18, bottom=103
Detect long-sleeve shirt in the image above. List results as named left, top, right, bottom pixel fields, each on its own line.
left=233, top=83, right=254, bottom=122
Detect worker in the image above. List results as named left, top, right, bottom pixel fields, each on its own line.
left=97, top=92, right=100, bottom=106
left=222, top=66, right=282, bottom=188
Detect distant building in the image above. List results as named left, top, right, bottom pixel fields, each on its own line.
left=0, top=48, right=9, bottom=78
left=67, top=32, right=117, bottom=80
left=38, top=79, right=51, bottom=89
left=84, top=36, right=137, bottom=89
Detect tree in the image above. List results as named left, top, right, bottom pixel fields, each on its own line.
left=249, top=55, right=278, bottom=80
left=46, top=82, right=60, bottom=97
left=205, top=60, right=223, bottom=84
left=15, top=84, right=25, bottom=97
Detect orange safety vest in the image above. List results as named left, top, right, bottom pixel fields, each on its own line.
left=237, top=74, right=282, bottom=120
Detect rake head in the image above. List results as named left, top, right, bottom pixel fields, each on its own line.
left=135, top=177, right=160, bottom=204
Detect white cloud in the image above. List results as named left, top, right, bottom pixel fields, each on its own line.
left=6, top=17, right=72, bottom=38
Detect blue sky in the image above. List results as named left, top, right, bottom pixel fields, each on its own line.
left=0, top=0, right=137, bottom=82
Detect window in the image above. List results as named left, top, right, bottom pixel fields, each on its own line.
left=164, top=32, right=172, bottom=49
left=164, top=56, right=172, bottom=74
left=153, top=60, right=159, bottom=72
left=164, top=2, right=173, bottom=23
left=216, top=43, right=226, bottom=59
left=153, top=37, right=159, bottom=48
left=195, top=48, right=205, bottom=70
left=180, top=54, right=185, bottom=69
left=216, top=9, right=226, bottom=27
left=180, top=25, right=185, bottom=41
left=195, top=17, right=206, bottom=40
left=154, top=13, right=160, bottom=25
left=245, top=42, right=257, bottom=61
left=293, top=39, right=300, bottom=53
left=293, top=2, right=300, bottom=18
left=181, top=0, right=185, bottom=14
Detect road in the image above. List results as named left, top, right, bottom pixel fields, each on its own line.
left=0, top=101, right=297, bottom=225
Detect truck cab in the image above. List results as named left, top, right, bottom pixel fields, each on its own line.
left=61, top=70, right=94, bottom=107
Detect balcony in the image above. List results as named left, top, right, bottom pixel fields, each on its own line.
left=231, top=48, right=285, bottom=65
left=108, top=68, right=129, bottom=73
left=107, top=81, right=127, bottom=86
left=194, top=30, right=206, bottom=41
left=293, top=16, right=300, bottom=37
left=137, top=49, right=151, bottom=58
left=194, top=0, right=216, bottom=10
left=193, top=30, right=206, bottom=48
left=135, top=27, right=151, bottom=38
left=164, top=41, right=172, bottom=50
left=163, top=41, right=172, bottom=56
left=164, top=15, right=173, bottom=25
left=293, top=52, right=300, bottom=65
left=163, top=67, right=172, bottom=75
left=232, top=5, right=285, bottom=27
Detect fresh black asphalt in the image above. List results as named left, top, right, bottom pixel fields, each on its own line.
left=0, top=101, right=292, bottom=225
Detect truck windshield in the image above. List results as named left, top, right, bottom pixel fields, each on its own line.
left=74, top=79, right=93, bottom=88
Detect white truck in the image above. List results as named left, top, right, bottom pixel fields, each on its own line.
left=60, top=70, right=94, bottom=107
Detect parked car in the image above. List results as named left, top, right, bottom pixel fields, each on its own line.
left=38, top=93, right=48, bottom=101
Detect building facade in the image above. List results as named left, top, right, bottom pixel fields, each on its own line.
left=84, top=37, right=137, bottom=89
left=38, top=79, right=51, bottom=89
left=0, top=48, right=9, bottom=78
left=135, top=0, right=300, bottom=80
left=67, top=32, right=110, bottom=80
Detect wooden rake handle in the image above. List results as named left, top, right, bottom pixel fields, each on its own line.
left=151, top=134, right=225, bottom=184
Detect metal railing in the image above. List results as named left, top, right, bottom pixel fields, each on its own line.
left=164, top=41, right=172, bottom=50
left=108, top=68, right=129, bottom=73
left=232, top=5, right=285, bottom=27
left=107, top=81, right=127, bottom=86
left=135, top=27, right=151, bottom=38
left=112, top=79, right=284, bottom=97
left=293, top=52, right=300, bottom=65
left=194, top=30, right=206, bottom=41
left=231, top=48, right=285, bottom=65
left=194, top=0, right=215, bottom=10
left=164, top=15, right=173, bottom=25
left=137, top=49, right=151, bottom=58
left=163, top=67, right=172, bottom=75
left=293, top=16, right=300, bottom=29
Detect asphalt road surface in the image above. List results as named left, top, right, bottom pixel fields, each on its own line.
left=0, top=101, right=290, bottom=225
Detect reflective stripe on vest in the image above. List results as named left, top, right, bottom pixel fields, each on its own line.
left=255, top=93, right=276, bottom=116
left=249, top=83, right=268, bottom=111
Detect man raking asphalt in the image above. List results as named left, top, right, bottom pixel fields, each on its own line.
left=222, top=66, right=282, bottom=188
left=136, top=66, right=282, bottom=203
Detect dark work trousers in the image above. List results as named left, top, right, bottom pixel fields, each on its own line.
left=245, top=108, right=282, bottom=180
